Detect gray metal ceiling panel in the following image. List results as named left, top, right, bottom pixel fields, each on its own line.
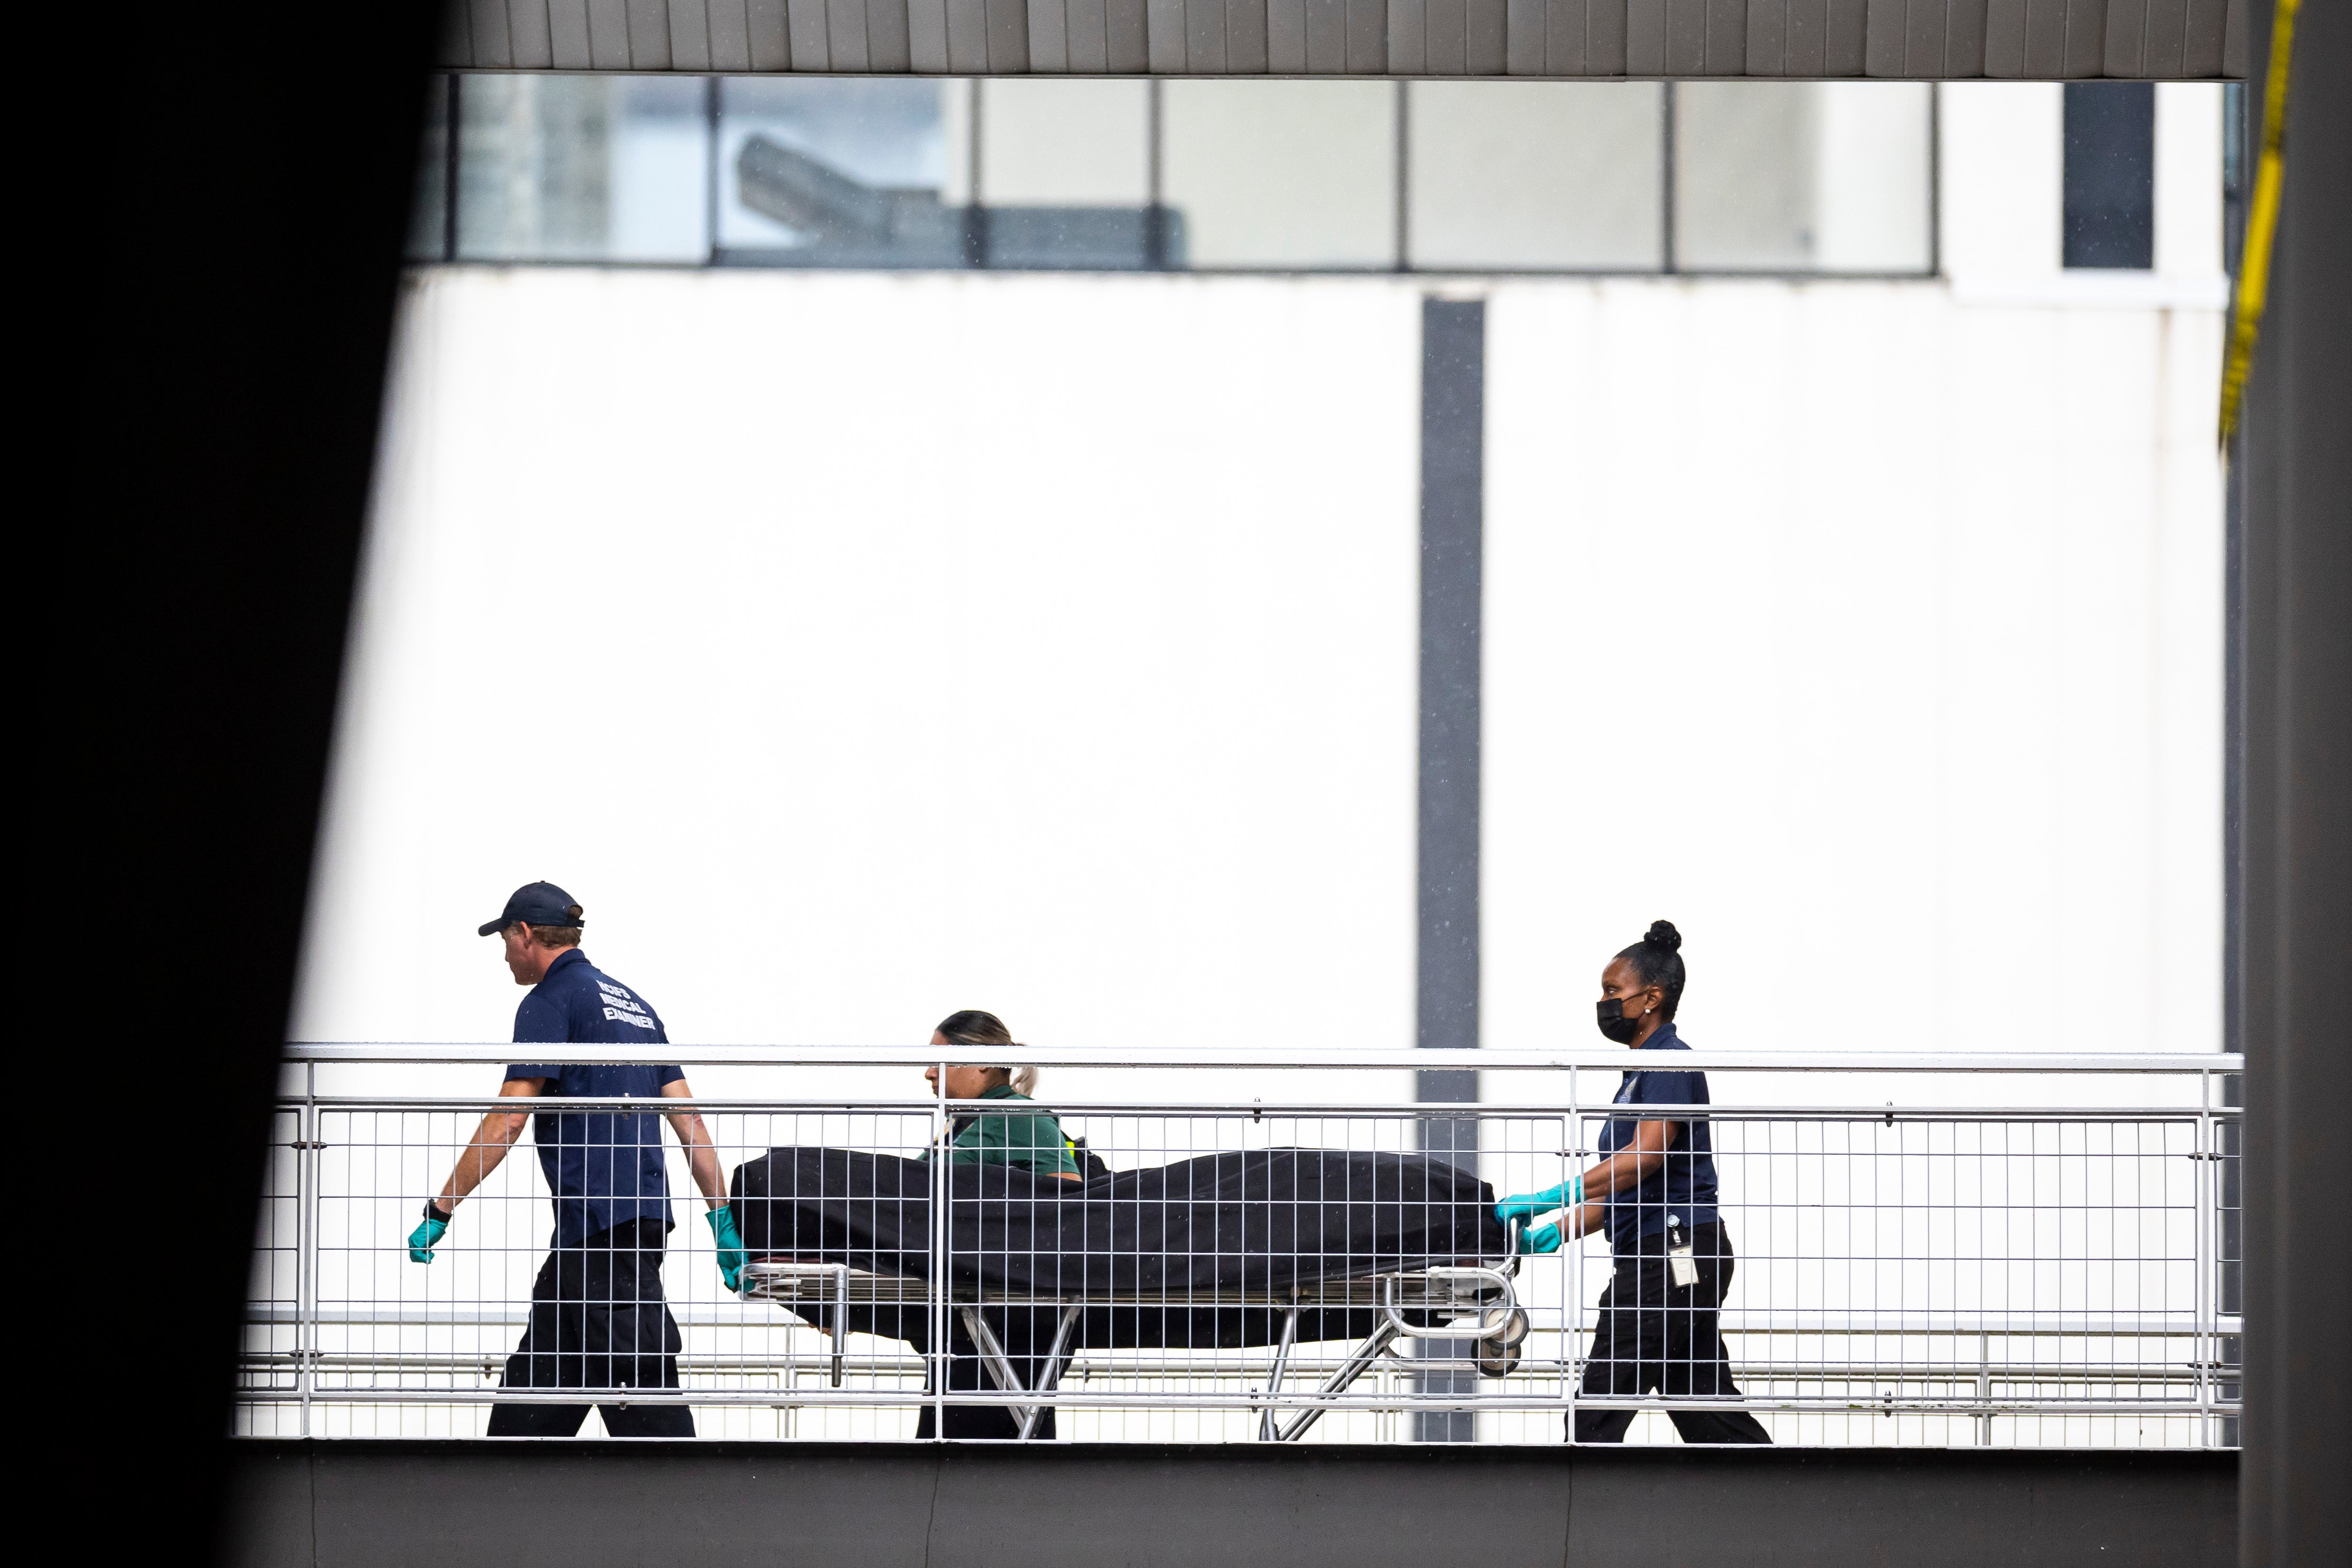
left=1866, top=0, right=1903, bottom=73
left=1427, top=0, right=1469, bottom=73
left=827, top=0, right=869, bottom=70
left=2019, top=0, right=2068, bottom=75
left=1234, top=0, right=1274, bottom=71
left=586, top=0, right=632, bottom=65
left=1031, top=0, right=1067, bottom=66
left=671, top=0, right=714, bottom=68
left=1783, top=0, right=1830, bottom=75
left=746, top=0, right=791, bottom=61
left=1106, top=0, right=1148, bottom=67
left=511, top=0, right=556, bottom=66
left=1470, top=0, right=1509, bottom=73
left=432, top=0, right=2235, bottom=70
left=948, top=0, right=989, bottom=69
left=1904, top=0, right=1949, bottom=75
left=1824, top=0, right=1866, bottom=71
left=1947, top=0, right=1988, bottom=72
left=1623, top=0, right=1663, bottom=72
left=2061, top=0, right=2105, bottom=73
left=628, top=0, right=675, bottom=64
left=1269, top=0, right=1304, bottom=68
left=707, top=0, right=753, bottom=69
left=871, top=0, right=914, bottom=68
left=1301, top=0, right=1345, bottom=70
left=987, top=0, right=1028, bottom=68
left=1661, top=0, right=1704, bottom=75
left=468, top=0, right=513, bottom=68
left=1704, top=0, right=1742, bottom=72
left=790, top=0, right=828, bottom=66
left=1746, top=0, right=1784, bottom=75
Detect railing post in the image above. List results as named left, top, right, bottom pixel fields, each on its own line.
left=2195, top=1067, right=2214, bottom=1447
left=1975, top=1330, right=1992, bottom=1446
left=1565, top=1065, right=1580, bottom=1442
left=298, top=1060, right=317, bottom=1438
left=930, top=1057, right=948, bottom=1442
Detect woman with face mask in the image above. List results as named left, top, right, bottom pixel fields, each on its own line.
left=1493, top=921, right=1772, bottom=1444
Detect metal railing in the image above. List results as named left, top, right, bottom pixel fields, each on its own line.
left=241, top=1044, right=2241, bottom=1446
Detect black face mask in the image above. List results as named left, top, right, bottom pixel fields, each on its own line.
left=1595, top=997, right=1649, bottom=1045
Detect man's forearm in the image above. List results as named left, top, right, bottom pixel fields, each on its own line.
left=435, top=1112, right=524, bottom=1208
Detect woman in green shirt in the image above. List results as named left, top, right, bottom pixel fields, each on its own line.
left=916, top=1010, right=1079, bottom=1440
left=923, top=1009, right=1082, bottom=1181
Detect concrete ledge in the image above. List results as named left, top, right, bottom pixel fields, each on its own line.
left=228, top=1440, right=2237, bottom=1568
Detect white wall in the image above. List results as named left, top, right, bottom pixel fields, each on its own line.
left=302, top=270, right=1421, bottom=1078
left=1481, top=279, right=2223, bottom=1066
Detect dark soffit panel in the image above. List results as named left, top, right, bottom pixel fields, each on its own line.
left=436, top=0, right=2242, bottom=75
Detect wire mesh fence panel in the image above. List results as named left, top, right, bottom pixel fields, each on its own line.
left=239, top=1049, right=2239, bottom=1446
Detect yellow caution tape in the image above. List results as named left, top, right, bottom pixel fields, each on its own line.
left=2219, top=0, right=2302, bottom=447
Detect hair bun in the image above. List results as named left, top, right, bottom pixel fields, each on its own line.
left=1643, top=920, right=1682, bottom=952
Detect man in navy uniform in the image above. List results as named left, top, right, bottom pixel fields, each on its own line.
left=406, top=881, right=749, bottom=1436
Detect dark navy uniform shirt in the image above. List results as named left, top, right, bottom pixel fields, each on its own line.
left=504, top=948, right=683, bottom=1248
left=1597, top=1022, right=1720, bottom=1259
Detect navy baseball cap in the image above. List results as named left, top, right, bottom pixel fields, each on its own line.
left=478, top=881, right=584, bottom=937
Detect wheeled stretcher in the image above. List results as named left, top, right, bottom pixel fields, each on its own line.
left=741, top=1253, right=1530, bottom=1440
left=728, top=1145, right=1529, bottom=1440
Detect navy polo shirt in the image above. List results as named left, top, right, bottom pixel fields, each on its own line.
left=1597, top=1022, right=1720, bottom=1259
left=505, top=948, right=683, bottom=1248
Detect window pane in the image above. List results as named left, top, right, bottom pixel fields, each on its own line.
left=456, top=76, right=708, bottom=263
left=457, top=75, right=611, bottom=260
left=2063, top=82, right=2154, bottom=268
left=1162, top=81, right=1397, bottom=269
left=719, top=78, right=959, bottom=266
left=607, top=78, right=712, bottom=262
left=408, top=76, right=451, bottom=262
left=981, top=79, right=1148, bottom=204
left=978, top=79, right=1158, bottom=270
left=1407, top=82, right=1662, bottom=270
left=1676, top=82, right=1931, bottom=273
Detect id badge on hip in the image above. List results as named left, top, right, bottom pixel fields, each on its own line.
left=1666, top=1215, right=1699, bottom=1288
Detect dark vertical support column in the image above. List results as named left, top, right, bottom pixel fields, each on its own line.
left=2238, top=0, right=2352, bottom=1560
left=1145, top=79, right=1167, bottom=270
left=963, top=79, right=988, bottom=269
left=1415, top=296, right=1484, bottom=1444
left=2216, top=79, right=2248, bottom=1454
left=703, top=75, right=721, bottom=264
left=1660, top=81, right=1677, bottom=274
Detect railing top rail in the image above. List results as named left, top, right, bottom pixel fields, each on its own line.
left=283, top=1043, right=2243, bottom=1074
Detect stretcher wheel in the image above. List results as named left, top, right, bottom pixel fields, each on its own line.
left=1474, top=1306, right=1529, bottom=1378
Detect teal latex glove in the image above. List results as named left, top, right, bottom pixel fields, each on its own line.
left=1518, top=1223, right=1562, bottom=1254
left=1494, top=1177, right=1582, bottom=1227
left=706, top=1206, right=749, bottom=1292
left=408, top=1212, right=448, bottom=1263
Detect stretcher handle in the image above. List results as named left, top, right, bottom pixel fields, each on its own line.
left=1380, top=1267, right=1518, bottom=1340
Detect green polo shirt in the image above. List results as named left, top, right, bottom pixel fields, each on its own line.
left=934, top=1084, right=1082, bottom=1178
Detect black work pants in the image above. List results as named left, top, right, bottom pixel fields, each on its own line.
left=913, top=1309, right=1059, bottom=1440
left=487, top=1218, right=693, bottom=1438
left=1571, top=1222, right=1772, bottom=1445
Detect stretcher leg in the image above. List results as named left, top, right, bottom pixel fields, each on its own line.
left=1274, top=1321, right=1403, bottom=1442
left=1258, top=1307, right=1301, bottom=1441
left=958, top=1306, right=1028, bottom=1408
left=1015, top=1305, right=1084, bottom=1440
